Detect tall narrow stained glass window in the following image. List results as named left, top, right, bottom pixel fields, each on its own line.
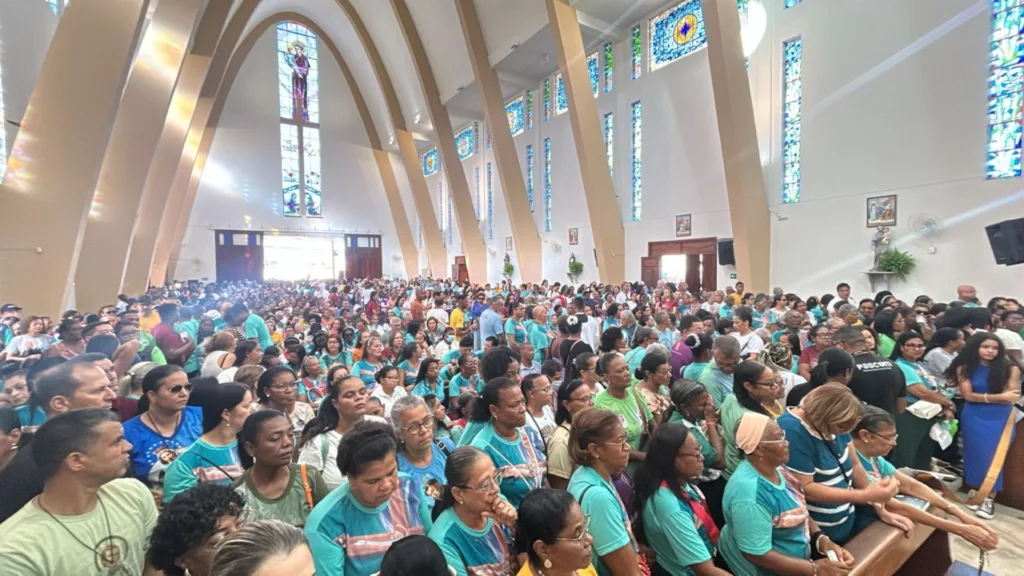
left=650, top=0, right=707, bottom=72
left=506, top=95, right=526, bottom=136
left=604, top=42, right=614, bottom=93
left=782, top=37, right=803, bottom=203
left=278, top=22, right=322, bottom=217
left=632, top=26, right=642, bottom=79
left=587, top=51, right=600, bottom=97
left=422, top=147, right=440, bottom=177
left=604, top=113, right=614, bottom=179
left=526, top=144, right=535, bottom=212
left=555, top=74, right=568, bottom=115
left=475, top=166, right=482, bottom=221
left=526, top=91, right=534, bottom=129
left=455, top=124, right=476, bottom=160
left=438, top=181, right=445, bottom=233
left=544, top=138, right=552, bottom=232
left=630, top=102, right=642, bottom=221
left=544, top=78, right=552, bottom=121
left=447, top=189, right=453, bottom=244
left=785, top=0, right=803, bottom=8
left=987, top=3, right=1023, bottom=179
left=486, top=162, right=494, bottom=240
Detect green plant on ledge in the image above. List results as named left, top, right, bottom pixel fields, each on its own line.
left=875, top=249, right=917, bottom=280
left=503, top=262, right=515, bottom=280
left=567, top=254, right=584, bottom=284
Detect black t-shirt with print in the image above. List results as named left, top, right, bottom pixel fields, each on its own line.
left=846, top=352, right=907, bottom=415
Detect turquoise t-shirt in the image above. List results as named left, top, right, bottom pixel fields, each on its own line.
left=624, top=347, right=647, bottom=375
left=442, top=349, right=462, bottom=365
left=682, top=362, right=708, bottom=382
left=448, top=373, right=483, bottom=398
left=718, top=306, right=734, bottom=320
left=752, top=308, right=768, bottom=329
left=719, top=460, right=811, bottom=576
left=162, top=439, right=244, bottom=503
left=306, top=473, right=433, bottom=576
left=175, top=319, right=200, bottom=373
left=668, top=414, right=719, bottom=467
left=428, top=507, right=514, bottom=576
left=396, top=439, right=454, bottom=495
left=352, top=360, right=384, bottom=388
left=244, top=314, right=273, bottom=350
left=699, top=362, right=733, bottom=409
left=320, top=352, right=348, bottom=370
left=568, top=466, right=637, bottom=576
left=470, top=422, right=548, bottom=508
left=504, top=318, right=527, bottom=345
left=397, top=360, right=420, bottom=387
left=894, top=358, right=931, bottom=404
left=411, top=378, right=445, bottom=400
left=527, top=323, right=550, bottom=364
left=854, top=449, right=897, bottom=530
left=642, top=485, right=715, bottom=575
left=777, top=410, right=855, bottom=543
left=14, top=404, right=46, bottom=432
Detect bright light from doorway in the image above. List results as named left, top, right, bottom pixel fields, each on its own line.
left=264, top=234, right=345, bottom=281
left=660, top=254, right=687, bottom=282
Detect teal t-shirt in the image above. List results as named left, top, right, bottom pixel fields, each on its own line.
left=894, top=358, right=931, bottom=404
left=320, top=352, right=348, bottom=370
left=527, top=323, right=550, bottom=364
left=428, top=508, right=514, bottom=576
left=162, top=439, right=243, bottom=503
left=668, top=414, right=719, bottom=467
left=470, top=422, right=548, bottom=508
left=568, top=466, right=637, bottom=576
left=504, top=318, right=527, bottom=345
left=175, top=319, right=200, bottom=373
left=352, top=360, right=384, bottom=388
left=682, top=362, right=708, bottom=382
left=411, top=378, right=445, bottom=400
left=699, top=362, right=733, bottom=409
left=306, top=474, right=433, bottom=576
left=448, top=373, right=483, bottom=399
left=719, top=460, right=811, bottom=576
left=854, top=449, right=897, bottom=530
left=244, top=314, right=273, bottom=350
left=397, top=360, right=421, bottom=387
left=625, top=347, right=647, bottom=375
left=641, top=485, right=715, bottom=575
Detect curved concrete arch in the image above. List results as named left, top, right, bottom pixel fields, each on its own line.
left=153, top=0, right=451, bottom=284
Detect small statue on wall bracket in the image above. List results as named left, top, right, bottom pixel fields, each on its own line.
left=871, top=226, right=892, bottom=270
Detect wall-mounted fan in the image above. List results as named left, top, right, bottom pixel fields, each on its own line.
left=907, top=214, right=943, bottom=254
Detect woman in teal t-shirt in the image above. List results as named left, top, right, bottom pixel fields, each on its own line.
left=504, top=302, right=528, bottom=347
left=352, top=336, right=387, bottom=389
left=396, top=342, right=422, bottom=391
left=448, top=355, right=483, bottom=399
left=411, top=358, right=445, bottom=400
left=633, top=423, right=727, bottom=576
left=889, top=332, right=957, bottom=470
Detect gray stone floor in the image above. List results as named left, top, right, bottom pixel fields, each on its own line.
left=948, top=501, right=1024, bottom=576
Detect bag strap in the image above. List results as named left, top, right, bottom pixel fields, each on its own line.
left=320, top=433, right=329, bottom=464
left=299, top=464, right=315, bottom=509
left=631, top=387, right=650, bottom=430
left=966, top=409, right=1016, bottom=506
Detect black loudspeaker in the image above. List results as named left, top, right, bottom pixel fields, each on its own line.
left=986, top=218, right=1024, bottom=266
left=718, top=239, right=735, bottom=266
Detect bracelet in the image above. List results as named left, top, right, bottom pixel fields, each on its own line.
left=984, top=393, right=989, bottom=403
left=809, top=559, right=818, bottom=576
left=815, top=534, right=830, bottom=555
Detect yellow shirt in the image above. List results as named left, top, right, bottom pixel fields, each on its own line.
left=517, top=562, right=598, bottom=576
left=450, top=308, right=465, bottom=331
left=139, top=311, right=160, bottom=334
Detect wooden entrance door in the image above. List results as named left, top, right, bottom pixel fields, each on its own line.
left=452, top=256, right=469, bottom=283
left=641, top=257, right=660, bottom=287
left=215, top=231, right=264, bottom=282
left=646, top=238, right=718, bottom=294
left=345, top=234, right=382, bottom=279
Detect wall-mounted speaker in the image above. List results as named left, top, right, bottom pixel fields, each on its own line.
left=718, top=239, right=735, bottom=266
left=986, top=218, right=1024, bottom=266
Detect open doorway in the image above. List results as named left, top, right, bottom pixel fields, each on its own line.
left=660, top=254, right=687, bottom=282
left=642, top=238, right=718, bottom=294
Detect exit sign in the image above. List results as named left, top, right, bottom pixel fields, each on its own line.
left=729, top=273, right=737, bottom=280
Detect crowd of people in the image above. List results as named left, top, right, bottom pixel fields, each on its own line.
left=0, top=277, right=1017, bottom=576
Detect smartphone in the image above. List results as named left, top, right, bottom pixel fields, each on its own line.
left=826, top=550, right=839, bottom=563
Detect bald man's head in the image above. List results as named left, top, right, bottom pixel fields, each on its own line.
left=957, top=285, right=977, bottom=302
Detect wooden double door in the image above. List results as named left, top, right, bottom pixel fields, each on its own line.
left=641, top=238, right=717, bottom=294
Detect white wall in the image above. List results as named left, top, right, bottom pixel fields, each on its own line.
left=0, top=0, right=57, bottom=166
left=177, top=25, right=405, bottom=281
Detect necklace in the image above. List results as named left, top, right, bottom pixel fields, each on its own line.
left=145, top=411, right=182, bottom=438
left=38, top=494, right=122, bottom=573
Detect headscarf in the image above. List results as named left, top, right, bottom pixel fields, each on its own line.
left=735, top=412, right=771, bottom=454
left=760, top=342, right=793, bottom=374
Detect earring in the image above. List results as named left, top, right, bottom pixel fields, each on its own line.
left=544, top=559, right=552, bottom=569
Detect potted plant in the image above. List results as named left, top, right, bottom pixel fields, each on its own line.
left=567, top=254, right=584, bottom=284
left=875, top=249, right=917, bottom=281
left=503, top=262, right=515, bottom=283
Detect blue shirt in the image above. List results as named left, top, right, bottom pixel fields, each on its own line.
left=777, top=409, right=856, bottom=543
left=14, top=404, right=46, bottom=432
left=479, top=309, right=503, bottom=342
left=122, top=406, right=203, bottom=487
left=306, top=474, right=433, bottom=576
left=470, top=422, right=547, bottom=508
left=429, top=507, right=514, bottom=576
left=397, top=439, right=454, bottom=489
left=352, top=360, right=384, bottom=388
left=244, top=313, right=273, bottom=350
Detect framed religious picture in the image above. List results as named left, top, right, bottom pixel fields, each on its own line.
left=505, top=237, right=513, bottom=251
left=866, top=195, right=897, bottom=227
left=675, top=214, right=692, bottom=237
left=568, top=228, right=579, bottom=245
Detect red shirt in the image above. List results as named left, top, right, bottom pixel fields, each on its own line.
left=152, top=323, right=185, bottom=365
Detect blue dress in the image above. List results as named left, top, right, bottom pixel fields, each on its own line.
left=961, top=365, right=1015, bottom=491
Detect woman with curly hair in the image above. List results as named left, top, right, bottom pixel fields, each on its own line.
left=147, top=483, right=246, bottom=576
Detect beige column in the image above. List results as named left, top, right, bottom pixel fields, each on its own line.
left=545, top=0, right=625, bottom=284
left=391, top=0, right=487, bottom=282
left=373, top=150, right=419, bottom=279
left=122, top=0, right=236, bottom=295
left=73, top=0, right=203, bottom=312
left=0, top=0, right=150, bottom=315
left=703, top=0, right=770, bottom=290
left=454, top=0, right=542, bottom=283
left=396, top=130, right=448, bottom=279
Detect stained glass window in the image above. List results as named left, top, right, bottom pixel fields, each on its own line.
left=448, top=188, right=453, bottom=244
left=544, top=78, right=552, bottom=121
left=526, top=90, right=534, bottom=129
left=486, top=162, right=494, bottom=240
left=604, top=43, right=614, bottom=93
left=544, top=138, right=552, bottom=232
left=487, top=128, right=491, bottom=149
left=455, top=124, right=476, bottom=160
left=475, top=166, right=482, bottom=221
left=277, top=22, right=322, bottom=217
left=604, top=113, right=614, bottom=179
left=506, top=94, right=525, bottom=136
left=587, top=51, right=600, bottom=97
left=987, top=3, right=1023, bottom=179
left=555, top=74, right=568, bottom=115
left=630, top=102, right=642, bottom=221
left=422, top=147, right=440, bottom=177
left=782, top=38, right=803, bottom=202
left=526, top=144, right=535, bottom=212
left=473, top=123, right=480, bottom=154
left=785, top=0, right=803, bottom=8
left=632, top=26, right=642, bottom=79
left=47, top=0, right=59, bottom=15
left=650, top=0, right=707, bottom=72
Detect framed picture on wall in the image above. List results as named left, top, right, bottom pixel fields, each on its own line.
left=568, top=228, right=579, bottom=245
left=505, top=237, right=513, bottom=252
left=866, top=195, right=897, bottom=227
left=675, top=214, right=692, bottom=237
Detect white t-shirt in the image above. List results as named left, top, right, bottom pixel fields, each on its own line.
left=370, top=386, right=408, bottom=423
left=996, top=328, right=1024, bottom=352
left=296, top=415, right=387, bottom=490
left=731, top=330, right=765, bottom=358
left=525, top=405, right=557, bottom=442
left=426, top=308, right=450, bottom=326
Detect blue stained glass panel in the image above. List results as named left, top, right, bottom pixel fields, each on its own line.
left=47, top=0, right=59, bottom=15
left=526, top=91, right=534, bottom=129
left=455, top=124, right=476, bottom=160
left=785, top=0, right=803, bottom=7
left=604, top=43, right=614, bottom=92
left=604, top=113, right=614, bottom=179
left=988, top=2, right=1024, bottom=179
left=506, top=95, right=525, bottom=136
left=555, top=74, right=568, bottom=115
left=630, top=102, right=642, bottom=221
left=277, top=22, right=320, bottom=123
left=544, top=138, right=552, bottom=232
left=448, top=190, right=453, bottom=245
left=526, top=144, right=535, bottom=212
left=303, top=127, right=322, bottom=217
left=781, top=37, right=802, bottom=202
left=487, top=163, right=494, bottom=240
left=280, top=124, right=301, bottom=217
left=632, top=26, right=642, bottom=79
left=438, top=181, right=445, bottom=233
left=588, top=51, right=600, bottom=97
left=544, top=79, right=552, bottom=121
left=422, top=148, right=439, bottom=177
left=649, top=0, right=707, bottom=72
left=475, top=166, right=481, bottom=221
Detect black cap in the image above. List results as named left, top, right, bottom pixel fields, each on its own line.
left=1, top=304, right=22, bottom=313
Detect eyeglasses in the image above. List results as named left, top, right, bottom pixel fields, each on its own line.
left=754, top=378, right=782, bottom=389
left=271, top=382, right=299, bottom=391
left=676, top=450, right=704, bottom=460
left=532, top=386, right=552, bottom=394
left=571, top=393, right=595, bottom=405
left=168, top=384, right=193, bottom=394
left=903, top=343, right=925, bottom=349
left=403, top=416, right=434, bottom=435
left=870, top=430, right=899, bottom=443
left=459, top=470, right=503, bottom=493
left=556, top=515, right=592, bottom=542
left=603, top=436, right=630, bottom=448
left=759, top=438, right=788, bottom=446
